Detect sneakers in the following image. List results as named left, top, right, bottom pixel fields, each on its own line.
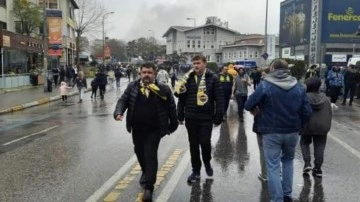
left=257, top=173, right=267, bottom=182
left=143, top=189, right=153, bottom=202
left=205, top=165, right=213, bottom=177
left=140, top=173, right=146, bottom=185
left=312, top=168, right=323, bottom=178
left=187, top=172, right=201, bottom=183
left=283, top=195, right=293, bottom=202
left=303, top=165, right=312, bottom=173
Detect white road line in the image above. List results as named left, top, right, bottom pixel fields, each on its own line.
left=329, top=133, right=360, bottom=160
left=85, top=155, right=137, bottom=202
left=2, top=125, right=59, bottom=146
left=156, top=150, right=190, bottom=202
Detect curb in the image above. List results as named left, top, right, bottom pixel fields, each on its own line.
left=0, top=88, right=91, bottom=115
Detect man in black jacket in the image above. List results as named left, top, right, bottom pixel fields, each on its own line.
left=113, top=63, right=178, bottom=202
left=342, top=65, right=360, bottom=106
left=251, top=66, right=262, bottom=90
left=176, top=55, right=224, bottom=183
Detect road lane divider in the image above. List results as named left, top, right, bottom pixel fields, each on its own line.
left=156, top=149, right=191, bottom=202
left=2, top=125, right=59, bottom=146
left=329, top=132, right=360, bottom=160
left=135, top=149, right=184, bottom=202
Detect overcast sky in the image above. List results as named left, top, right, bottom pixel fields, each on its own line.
left=95, top=0, right=283, bottom=42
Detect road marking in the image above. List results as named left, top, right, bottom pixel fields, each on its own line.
left=85, top=155, right=137, bottom=202
left=329, top=133, right=360, bottom=160
left=156, top=149, right=190, bottom=202
left=135, top=149, right=184, bottom=202
left=2, top=125, right=59, bottom=146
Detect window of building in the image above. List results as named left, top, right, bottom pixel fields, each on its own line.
left=233, top=52, right=236, bottom=58
left=198, top=40, right=201, bottom=48
left=0, top=21, right=7, bottom=30
left=229, top=52, right=233, bottom=58
left=192, top=40, right=195, bottom=48
left=206, top=55, right=210, bottom=61
left=203, top=29, right=206, bottom=35
left=255, top=51, right=258, bottom=58
left=207, top=28, right=210, bottom=34
left=211, top=42, right=214, bottom=49
left=187, top=40, right=190, bottom=48
left=211, top=28, right=215, bottom=34
left=244, top=51, right=247, bottom=58
left=39, top=0, right=58, bottom=9
left=249, top=51, right=253, bottom=58
left=239, top=51, right=243, bottom=58
left=216, top=55, right=220, bottom=63
left=0, top=0, right=6, bottom=7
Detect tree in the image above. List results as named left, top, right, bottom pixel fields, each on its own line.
left=75, top=0, right=105, bottom=67
left=12, top=0, right=42, bottom=36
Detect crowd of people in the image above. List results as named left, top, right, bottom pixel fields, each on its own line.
left=111, top=54, right=357, bottom=202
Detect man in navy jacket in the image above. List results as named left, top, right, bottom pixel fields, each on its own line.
left=245, top=59, right=312, bottom=202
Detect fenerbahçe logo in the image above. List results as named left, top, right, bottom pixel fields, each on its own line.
left=328, top=7, right=360, bottom=22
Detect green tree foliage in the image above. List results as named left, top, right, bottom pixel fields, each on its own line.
left=206, top=62, right=218, bottom=73
left=282, top=58, right=306, bottom=80
left=126, top=37, right=166, bottom=62
left=12, top=0, right=42, bottom=36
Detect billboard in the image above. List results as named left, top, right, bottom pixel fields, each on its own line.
left=321, top=0, right=360, bottom=43
left=48, top=17, right=62, bottom=45
left=279, top=0, right=311, bottom=47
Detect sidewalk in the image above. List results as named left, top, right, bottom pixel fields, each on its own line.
left=0, top=78, right=93, bottom=115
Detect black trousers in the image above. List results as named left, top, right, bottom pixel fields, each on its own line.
left=99, top=85, right=106, bottom=99
left=253, top=80, right=260, bottom=90
left=91, top=88, right=97, bottom=98
left=185, top=120, right=213, bottom=173
left=132, top=130, right=161, bottom=191
left=53, top=75, right=59, bottom=86
left=61, top=95, right=67, bottom=102
left=223, top=90, right=232, bottom=114
left=235, top=94, right=248, bottom=119
left=329, top=86, right=341, bottom=103
left=343, top=84, right=357, bottom=104
left=300, top=135, right=327, bottom=169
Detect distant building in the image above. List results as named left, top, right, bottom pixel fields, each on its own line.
left=162, top=17, right=238, bottom=64
left=222, top=34, right=280, bottom=66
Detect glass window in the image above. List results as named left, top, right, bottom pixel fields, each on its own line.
left=49, top=0, right=58, bottom=9
left=207, top=28, right=210, bottom=34
left=0, top=21, right=7, bottom=30
left=211, top=28, right=215, bottom=34
left=0, top=0, right=6, bottom=7
left=255, top=51, right=258, bottom=58
left=192, top=40, right=195, bottom=48
left=187, top=40, right=190, bottom=48
left=198, top=40, right=201, bottom=48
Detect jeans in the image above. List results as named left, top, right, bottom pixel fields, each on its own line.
left=300, top=135, right=327, bottom=169
left=257, top=133, right=267, bottom=178
left=185, top=120, right=213, bottom=173
left=330, top=86, right=341, bottom=103
left=262, top=133, right=299, bottom=202
left=78, top=88, right=84, bottom=100
left=235, top=94, right=248, bottom=119
left=132, top=130, right=161, bottom=191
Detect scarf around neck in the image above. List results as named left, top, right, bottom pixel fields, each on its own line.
left=140, top=80, right=167, bottom=100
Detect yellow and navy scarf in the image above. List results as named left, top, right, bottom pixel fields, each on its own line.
left=140, top=81, right=167, bottom=100
left=219, top=73, right=231, bottom=83
left=194, top=69, right=207, bottom=92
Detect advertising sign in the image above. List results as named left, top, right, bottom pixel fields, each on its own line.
left=48, top=17, right=62, bottom=45
left=279, top=0, right=311, bottom=47
left=267, top=35, right=276, bottom=60
left=322, top=0, right=360, bottom=43
left=332, top=54, right=347, bottom=62
left=309, top=0, right=320, bottom=64
left=104, top=46, right=111, bottom=58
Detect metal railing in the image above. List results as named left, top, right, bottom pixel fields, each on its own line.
left=0, top=73, right=33, bottom=89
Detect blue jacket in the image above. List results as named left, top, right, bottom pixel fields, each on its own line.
left=245, top=69, right=312, bottom=134
left=327, top=69, right=343, bottom=87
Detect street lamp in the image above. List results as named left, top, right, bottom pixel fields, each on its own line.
left=264, top=0, right=269, bottom=62
left=186, top=18, right=197, bottom=57
left=148, top=29, right=155, bottom=62
left=102, top=11, right=114, bottom=64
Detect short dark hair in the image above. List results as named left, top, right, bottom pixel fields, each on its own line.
left=140, top=63, right=157, bottom=71
left=191, top=55, right=207, bottom=63
left=271, top=59, right=288, bottom=69
left=305, top=77, right=321, bottom=93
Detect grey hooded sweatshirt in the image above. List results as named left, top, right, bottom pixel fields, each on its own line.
left=264, top=69, right=298, bottom=90
left=303, top=92, right=332, bottom=135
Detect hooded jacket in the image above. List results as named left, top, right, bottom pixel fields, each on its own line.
left=245, top=69, right=312, bottom=134
left=303, top=93, right=332, bottom=135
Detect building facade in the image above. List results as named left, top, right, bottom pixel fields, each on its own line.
left=279, top=0, right=360, bottom=65
left=163, top=18, right=238, bottom=64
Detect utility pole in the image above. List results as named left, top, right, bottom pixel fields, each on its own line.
left=264, top=0, right=269, bottom=64
left=102, top=12, right=114, bottom=65
left=43, top=0, right=48, bottom=92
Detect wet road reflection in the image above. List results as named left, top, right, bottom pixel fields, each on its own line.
left=235, top=124, right=249, bottom=173
left=213, top=122, right=234, bottom=172
left=189, top=179, right=214, bottom=202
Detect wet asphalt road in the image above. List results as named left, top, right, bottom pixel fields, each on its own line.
left=0, top=82, right=360, bottom=202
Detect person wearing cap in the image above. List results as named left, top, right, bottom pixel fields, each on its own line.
left=245, top=59, right=312, bottom=202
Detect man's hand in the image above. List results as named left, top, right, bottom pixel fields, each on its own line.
left=115, top=115, right=124, bottom=121
left=178, top=120, right=184, bottom=125
left=251, top=106, right=260, bottom=116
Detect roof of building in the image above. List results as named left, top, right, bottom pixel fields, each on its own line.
left=162, top=23, right=238, bottom=37
left=222, top=35, right=279, bottom=48
left=70, top=0, right=79, bottom=9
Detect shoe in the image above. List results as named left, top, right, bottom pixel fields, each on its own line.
left=143, top=189, right=153, bottom=202
left=90, top=96, right=93, bottom=99
left=140, top=173, right=146, bottom=185
left=205, top=164, right=213, bottom=177
left=257, top=173, right=267, bottom=182
left=283, top=195, right=293, bottom=202
left=303, top=165, right=312, bottom=173
left=187, top=172, right=200, bottom=183
left=312, top=168, right=323, bottom=178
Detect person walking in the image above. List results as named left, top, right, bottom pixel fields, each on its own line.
left=59, top=66, right=66, bottom=83
left=72, top=71, right=87, bottom=103
left=59, top=81, right=72, bottom=103
left=52, top=66, right=59, bottom=87
left=90, top=79, right=98, bottom=99
left=95, top=70, right=107, bottom=100
left=251, top=66, right=262, bottom=90
left=305, top=65, right=320, bottom=79
left=156, top=67, right=170, bottom=84
left=175, top=55, right=224, bottom=183
left=115, top=66, right=122, bottom=88
left=342, top=65, right=360, bottom=106
left=113, top=63, right=178, bottom=202
left=301, top=77, right=332, bottom=178
left=327, top=66, right=343, bottom=104
left=245, top=59, right=312, bottom=202
left=234, top=67, right=251, bottom=122
left=218, top=65, right=233, bottom=119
